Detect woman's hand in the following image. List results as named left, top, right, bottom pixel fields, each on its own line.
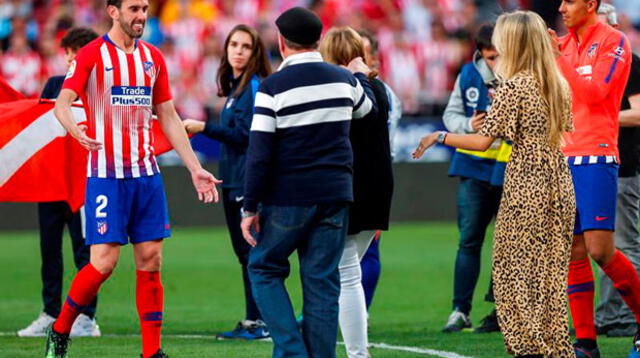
left=346, top=57, right=372, bottom=76
left=183, top=119, right=206, bottom=134
left=412, top=132, right=439, bottom=159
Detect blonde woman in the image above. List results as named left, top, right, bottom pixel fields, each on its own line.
left=414, top=11, right=575, bottom=358
left=320, top=27, right=393, bottom=358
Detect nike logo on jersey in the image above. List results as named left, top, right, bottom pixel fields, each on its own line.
left=595, top=216, right=609, bottom=222
left=105, top=67, right=114, bottom=71
left=235, top=196, right=244, bottom=202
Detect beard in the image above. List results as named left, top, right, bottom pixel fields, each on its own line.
left=119, top=17, right=145, bottom=39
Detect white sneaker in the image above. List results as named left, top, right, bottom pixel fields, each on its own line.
left=442, top=309, right=472, bottom=333
left=70, top=313, right=101, bottom=337
left=17, top=312, right=56, bottom=337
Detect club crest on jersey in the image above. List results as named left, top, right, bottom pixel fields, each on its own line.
left=609, top=46, right=627, bottom=62
left=111, top=86, right=152, bottom=106
left=143, top=61, right=156, bottom=80
left=587, top=43, right=598, bottom=58
left=97, top=221, right=108, bottom=235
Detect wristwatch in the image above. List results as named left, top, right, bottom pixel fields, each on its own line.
left=436, top=131, right=448, bottom=144
left=240, top=208, right=257, bottom=219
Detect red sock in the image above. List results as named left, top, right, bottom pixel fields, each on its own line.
left=53, top=263, right=110, bottom=334
left=567, top=258, right=596, bottom=340
left=137, top=270, right=164, bottom=358
left=602, top=250, right=640, bottom=324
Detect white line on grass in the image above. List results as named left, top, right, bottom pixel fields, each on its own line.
left=368, top=342, right=473, bottom=358
left=0, top=332, right=473, bottom=358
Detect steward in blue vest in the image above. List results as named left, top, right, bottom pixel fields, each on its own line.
left=440, top=24, right=507, bottom=334
left=444, top=51, right=512, bottom=186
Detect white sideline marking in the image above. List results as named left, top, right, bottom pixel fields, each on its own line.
left=0, top=332, right=472, bottom=358
left=368, top=342, right=473, bottom=358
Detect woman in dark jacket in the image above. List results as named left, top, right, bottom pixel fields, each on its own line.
left=184, top=24, right=271, bottom=340
left=319, top=26, right=394, bottom=358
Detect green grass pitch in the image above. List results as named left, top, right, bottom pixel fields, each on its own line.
left=0, top=222, right=632, bottom=357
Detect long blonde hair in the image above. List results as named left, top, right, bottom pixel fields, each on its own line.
left=320, top=26, right=378, bottom=79
left=492, top=11, right=571, bottom=148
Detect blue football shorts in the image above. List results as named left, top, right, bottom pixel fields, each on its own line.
left=84, top=175, right=171, bottom=245
left=568, top=162, right=618, bottom=235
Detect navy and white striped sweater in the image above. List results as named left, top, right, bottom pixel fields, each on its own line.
left=243, top=51, right=377, bottom=212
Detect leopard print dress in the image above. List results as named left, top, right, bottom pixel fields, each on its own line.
left=478, top=72, right=576, bottom=358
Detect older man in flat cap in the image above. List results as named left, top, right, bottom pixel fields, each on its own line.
left=240, top=6, right=377, bottom=358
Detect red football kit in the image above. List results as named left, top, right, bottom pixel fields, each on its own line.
left=558, top=21, right=631, bottom=158
left=62, top=35, right=173, bottom=179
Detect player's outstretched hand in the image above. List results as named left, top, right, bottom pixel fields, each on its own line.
left=191, top=168, right=222, bottom=204
left=241, top=214, right=260, bottom=247
left=73, top=124, right=103, bottom=151
left=183, top=119, right=205, bottom=134
left=412, top=132, right=438, bottom=159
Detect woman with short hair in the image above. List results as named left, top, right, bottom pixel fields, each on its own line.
left=320, top=26, right=394, bottom=358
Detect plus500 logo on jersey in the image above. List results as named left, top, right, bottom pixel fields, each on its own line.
left=111, top=86, right=152, bottom=106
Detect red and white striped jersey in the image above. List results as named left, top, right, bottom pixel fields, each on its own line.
left=62, top=35, right=172, bottom=178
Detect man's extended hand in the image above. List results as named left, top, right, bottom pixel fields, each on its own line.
left=72, top=124, right=102, bottom=151
left=241, top=214, right=260, bottom=247
left=190, top=168, right=222, bottom=203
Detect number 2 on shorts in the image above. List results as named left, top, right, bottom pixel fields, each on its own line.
left=96, top=195, right=108, bottom=218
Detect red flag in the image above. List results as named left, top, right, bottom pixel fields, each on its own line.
left=0, top=76, right=26, bottom=103
left=0, top=100, right=179, bottom=211
left=0, top=99, right=87, bottom=210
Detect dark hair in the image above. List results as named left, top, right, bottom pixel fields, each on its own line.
left=217, top=24, right=272, bottom=97
left=60, top=27, right=99, bottom=51
left=358, top=29, right=378, bottom=56
left=283, top=37, right=319, bottom=51
left=107, top=0, right=122, bottom=8
left=476, top=24, right=495, bottom=52
left=596, top=0, right=601, bottom=10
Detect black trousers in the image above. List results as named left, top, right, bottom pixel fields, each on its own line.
left=38, top=202, right=97, bottom=318
left=222, top=189, right=262, bottom=321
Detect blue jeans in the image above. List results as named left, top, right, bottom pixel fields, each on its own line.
left=453, top=178, right=501, bottom=315
left=248, top=203, right=348, bottom=358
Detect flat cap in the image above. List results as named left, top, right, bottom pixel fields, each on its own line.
left=275, top=7, right=322, bottom=46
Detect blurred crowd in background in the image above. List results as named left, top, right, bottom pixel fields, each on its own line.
left=2, top=0, right=640, bottom=119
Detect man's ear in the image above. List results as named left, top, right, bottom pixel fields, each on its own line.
left=277, top=34, right=285, bottom=56
left=107, top=4, right=119, bottom=21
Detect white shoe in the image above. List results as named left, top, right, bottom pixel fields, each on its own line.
left=70, top=313, right=101, bottom=337
left=442, top=309, right=472, bottom=333
left=17, top=312, right=56, bottom=337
